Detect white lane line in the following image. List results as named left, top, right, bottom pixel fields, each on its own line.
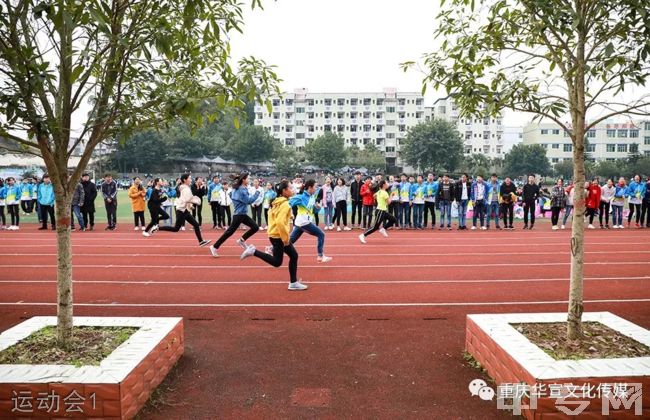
left=0, top=276, right=648, bottom=285
left=3, top=251, right=649, bottom=257
left=0, top=298, right=648, bottom=307
left=2, top=262, right=649, bottom=269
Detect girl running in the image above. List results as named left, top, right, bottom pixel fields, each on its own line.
left=262, top=182, right=276, bottom=230
left=240, top=180, right=308, bottom=291
left=157, top=174, right=211, bottom=247
left=332, top=177, right=351, bottom=231
left=612, top=177, right=627, bottom=228
left=626, top=174, right=645, bottom=228
left=210, top=173, right=260, bottom=257
left=5, top=178, right=21, bottom=230
left=359, top=180, right=397, bottom=243
left=142, top=178, right=170, bottom=236
left=289, top=179, right=332, bottom=263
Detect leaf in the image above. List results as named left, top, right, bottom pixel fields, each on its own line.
left=70, top=65, right=85, bottom=84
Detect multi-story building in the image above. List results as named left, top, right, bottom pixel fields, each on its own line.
left=254, top=88, right=428, bottom=170
left=430, top=97, right=505, bottom=158
left=522, top=120, right=650, bottom=164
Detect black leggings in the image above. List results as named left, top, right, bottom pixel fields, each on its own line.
left=133, top=211, right=145, bottom=227
left=333, top=200, right=348, bottom=226
left=551, top=207, right=562, bottom=226
left=599, top=201, right=610, bottom=226
left=213, top=214, right=259, bottom=249
left=251, top=205, right=263, bottom=226
left=8, top=204, right=19, bottom=225
left=159, top=210, right=204, bottom=243
left=501, top=203, right=514, bottom=227
left=586, top=207, right=597, bottom=224
left=628, top=203, right=641, bottom=224
left=253, top=237, right=298, bottom=283
left=364, top=209, right=397, bottom=237
left=264, top=207, right=270, bottom=226
left=424, top=201, right=436, bottom=227
left=192, top=202, right=203, bottom=226
left=145, top=206, right=169, bottom=232
left=210, top=202, right=222, bottom=227
left=523, top=201, right=535, bottom=226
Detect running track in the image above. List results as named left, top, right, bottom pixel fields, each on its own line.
left=1, top=226, right=649, bottom=419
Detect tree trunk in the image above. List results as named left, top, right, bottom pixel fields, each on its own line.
left=54, top=192, right=74, bottom=346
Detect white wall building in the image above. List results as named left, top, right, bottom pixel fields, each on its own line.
left=502, top=126, right=524, bottom=154
left=430, top=97, right=505, bottom=158
left=522, top=120, right=650, bottom=164
left=254, top=88, right=428, bottom=170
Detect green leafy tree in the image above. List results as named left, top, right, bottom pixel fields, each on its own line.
left=502, top=144, right=552, bottom=178
left=406, top=0, right=650, bottom=338
left=348, top=143, right=386, bottom=173
left=592, top=160, right=624, bottom=180
left=462, top=153, right=492, bottom=178
left=225, top=125, right=279, bottom=162
left=0, top=0, right=279, bottom=345
left=401, top=119, right=463, bottom=172
left=553, top=160, right=575, bottom=181
left=274, top=147, right=303, bottom=177
left=626, top=157, right=650, bottom=178
left=304, top=132, right=347, bottom=171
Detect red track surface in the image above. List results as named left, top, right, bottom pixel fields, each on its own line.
left=1, top=225, right=649, bottom=419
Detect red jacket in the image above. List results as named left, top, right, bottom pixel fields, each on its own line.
left=585, top=184, right=601, bottom=209
left=360, top=183, right=375, bottom=206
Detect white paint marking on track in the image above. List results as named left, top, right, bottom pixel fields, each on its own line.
left=3, top=251, right=650, bottom=257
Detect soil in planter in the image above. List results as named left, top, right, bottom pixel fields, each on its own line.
left=0, top=326, right=138, bottom=366
left=511, top=322, right=650, bottom=360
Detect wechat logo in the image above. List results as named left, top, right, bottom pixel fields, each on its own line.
left=469, top=379, right=495, bottom=401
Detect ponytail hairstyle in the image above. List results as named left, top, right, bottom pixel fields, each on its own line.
left=153, top=178, right=161, bottom=188
left=230, top=172, right=249, bottom=189
left=370, top=179, right=385, bottom=194
left=299, top=179, right=316, bottom=194
left=271, top=180, right=290, bottom=206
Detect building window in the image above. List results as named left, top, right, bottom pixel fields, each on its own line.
left=324, top=112, right=332, bottom=119
left=363, top=112, right=371, bottom=119
left=272, top=99, right=280, bottom=106
left=618, top=129, right=628, bottom=138
left=376, top=98, right=384, bottom=106
left=307, top=99, right=314, bottom=106
left=483, top=145, right=490, bottom=153
left=337, top=98, right=345, bottom=106
left=483, top=131, right=490, bottom=140
left=465, top=132, right=472, bottom=140
left=285, top=126, right=293, bottom=133
left=541, top=144, right=548, bottom=149
left=386, top=146, right=395, bottom=152
left=323, top=99, right=332, bottom=106
left=630, top=143, right=639, bottom=153
left=376, top=112, right=384, bottom=119
left=386, top=120, right=396, bottom=126
left=617, top=144, right=627, bottom=152
left=350, top=98, right=358, bottom=106
left=386, top=133, right=395, bottom=139
left=415, top=98, right=423, bottom=106
left=363, top=125, right=371, bottom=132
left=398, top=125, right=406, bottom=132
left=296, top=107, right=305, bottom=113
left=552, top=158, right=559, bottom=163
left=606, top=144, right=616, bottom=152
left=350, top=125, right=358, bottom=132
left=363, top=98, right=371, bottom=106
left=398, top=98, right=406, bottom=106
left=337, top=124, right=345, bottom=132
left=541, top=129, right=549, bottom=135
left=285, top=139, right=294, bottom=146
left=273, top=125, right=280, bottom=132
left=552, top=129, right=560, bottom=135
left=645, top=122, right=650, bottom=130
left=324, top=125, right=331, bottom=132
left=645, top=136, right=650, bottom=145
left=606, top=129, right=616, bottom=137
left=376, top=125, right=384, bottom=132
left=350, top=112, right=358, bottom=119
left=350, top=138, right=358, bottom=145
left=296, top=133, right=305, bottom=139
left=587, top=144, right=596, bottom=152
left=496, top=147, right=502, bottom=154
left=552, top=144, right=560, bottom=149
left=563, top=144, right=572, bottom=152
left=256, top=113, right=263, bottom=120
left=386, top=106, right=396, bottom=113
left=630, top=129, right=639, bottom=138
left=285, top=99, right=293, bottom=106
left=587, top=130, right=596, bottom=138
left=483, top=118, right=490, bottom=125
left=398, top=112, right=405, bottom=119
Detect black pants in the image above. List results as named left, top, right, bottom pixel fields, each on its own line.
left=81, top=207, right=95, bottom=228
left=222, top=206, right=232, bottom=226
left=145, top=206, right=169, bottom=232
left=210, top=202, right=222, bottom=227
left=0, top=206, right=5, bottom=225
left=364, top=209, right=397, bottom=237
left=424, top=201, right=436, bottom=227
left=213, top=214, right=259, bottom=249
left=641, top=200, right=650, bottom=226
left=551, top=206, right=562, bottom=226
left=251, top=205, right=262, bottom=226
left=388, top=201, right=399, bottom=221
left=133, top=211, right=145, bottom=227
left=523, top=201, right=535, bottom=226
left=8, top=204, right=19, bottom=225
left=159, top=210, right=204, bottom=243
left=40, top=205, right=55, bottom=228
left=313, top=210, right=319, bottom=227
left=362, top=205, right=374, bottom=229
left=351, top=201, right=362, bottom=226
left=628, top=203, right=641, bottom=224
left=599, top=201, right=610, bottom=226
left=264, top=207, right=270, bottom=226
left=254, top=237, right=298, bottom=283
left=333, top=200, right=347, bottom=226
left=105, top=200, right=117, bottom=228
left=192, top=202, right=203, bottom=226
left=21, top=200, right=34, bottom=213
left=586, top=207, right=597, bottom=224
left=501, top=203, right=514, bottom=227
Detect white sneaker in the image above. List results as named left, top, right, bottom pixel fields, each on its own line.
left=480, top=226, right=487, bottom=230
left=552, top=226, right=559, bottom=230
left=471, top=226, right=477, bottom=230
left=379, top=228, right=388, bottom=237
left=199, top=239, right=212, bottom=247
left=343, top=226, right=352, bottom=231
left=241, top=245, right=256, bottom=260
left=359, top=234, right=367, bottom=244
left=619, top=225, right=625, bottom=229
left=588, top=224, right=595, bottom=229
left=337, top=227, right=342, bottom=232
left=236, top=238, right=247, bottom=249
left=561, top=225, right=566, bottom=230
left=265, top=245, right=273, bottom=254
left=317, top=255, right=332, bottom=263
left=142, top=231, right=150, bottom=237
left=14, top=226, right=19, bottom=230
left=151, top=225, right=159, bottom=234
left=180, top=226, right=186, bottom=231
left=134, top=226, right=139, bottom=231
left=141, top=226, right=146, bottom=231
left=209, top=246, right=219, bottom=258
left=288, top=281, right=308, bottom=291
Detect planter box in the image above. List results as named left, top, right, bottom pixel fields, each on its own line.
left=0, top=317, right=183, bottom=419
left=466, top=312, right=650, bottom=419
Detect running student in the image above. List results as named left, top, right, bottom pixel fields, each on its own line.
left=262, top=182, right=276, bottom=230
left=585, top=178, right=601, bottom=229
left=210, top=173, right=260, bottom=257
left=626, top=174, right=645, bottom=228
left=158, top=174, right=211, bottom=247
left=240, top=181, right=308, bottom=291
left=599, top=179, right=615, bottom=229
left=359, top=180, right=397, bottom=243
left=142, top=178, right=170, bottom=236
left=612, top=177, right=626, bottom=229
left=332, top=177, right=351, bottom=231
left=289, top=179, right=332, bottom=263
left=128, top=177, right=146, bottom=230
left=4, top=177, right=21, bottom=230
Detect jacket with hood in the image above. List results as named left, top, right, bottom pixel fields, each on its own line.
left=175, top=184, right=201, bottom=212
left=267, top=196, right=292, bottom=244
left=4, top=184, right=22, bottom=205
left=626, top=180, right=646, bottom=204
left=289, top=189, right=319, bottom=227
left=128, top=184, right=146, bottom=212
left=231, top=185, right=260, bottom=215
left=37, top=183, right=55, bottom=206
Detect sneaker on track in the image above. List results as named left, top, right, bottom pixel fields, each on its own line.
left=359, top=234, right=367, bottom=244
left=199, top=240, right=212, bottom=247
left=236, top=238, right=247, bottom=249
left=288, top=281, right=309, bottom=291
left=317, top=255, right=333, bottom=263
left=209, top=246, right=219, bottom=257
left=379, top=228, right=388, bottom=237
left=240, top=245, right=256, bottom=260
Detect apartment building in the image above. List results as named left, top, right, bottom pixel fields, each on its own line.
left=254, top=88, right=429, bottom=169
left=522, top=120, right=650, bottom=163
left=430, top=97, right=505, bottom=158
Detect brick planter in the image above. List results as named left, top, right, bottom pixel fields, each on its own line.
left=0, top=317, right=183, bottom=419
left=466, top=312, right=650, bottom=419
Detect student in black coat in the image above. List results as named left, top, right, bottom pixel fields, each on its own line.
left=80, top=173, right=98, bottom=230
left=522, top=174, right=540, bottom=229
